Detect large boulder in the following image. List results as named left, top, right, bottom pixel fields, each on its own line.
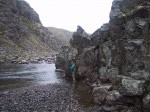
left=70, top=26, right=92, bottom=55
left=99, top=67, right=108, bottom=82
left=99, top=67, right=119, bottom=83
left=130, top=70, right=150, bottom=81
left=105, top=90, right=121, bottom=105
left=77, top=46, right=98, bottom=76
left=119, top=79, right=146, bottom=96
left=93, top=85, right=112, bottom=105
left=110, top=75, right=132, bottom=88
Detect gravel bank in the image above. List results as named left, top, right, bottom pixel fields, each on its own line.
left=0, top=83, right=100, bottom=112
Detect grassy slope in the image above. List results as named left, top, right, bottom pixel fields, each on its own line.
left=48, top=27, right=73, bottom=46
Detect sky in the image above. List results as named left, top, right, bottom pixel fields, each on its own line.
left=25, top=0, right=113, bottom=33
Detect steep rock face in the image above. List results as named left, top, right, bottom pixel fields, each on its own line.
left=0, top=0, right=60, bottom=62
left=90, top=0, right=150, bottom=111
left=68, top=0, right=150, bottom=111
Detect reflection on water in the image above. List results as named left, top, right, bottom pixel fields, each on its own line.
left=73, top=82, right=94, bottom=108
left=0, top=63, right=94, bottom=108
left=64, top=79, right=94, bottom=108
left=0, top=63, right=59, bottom=91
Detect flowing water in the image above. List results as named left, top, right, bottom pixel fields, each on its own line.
left=0, top=62, right=94, bottom=108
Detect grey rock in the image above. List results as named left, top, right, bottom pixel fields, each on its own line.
left=135, top=18, right=147, bottom=28
left=93, top=86, right=109, bottom=104
left=119, top=79, right=145, bottom=96
left=128, top=39, right=144, bottom=46
left=109, top=0, right=123, bottom=19
left=70, top=26, right=92, bottom=55
left=3, top=91, right=9, bottom=95
left=105, top=90, right=122, bottom=105
left=101, top=24, right=110, bottom=32
left=99, top=67, right=109, bottom=83
left=110, top=75, right=132, bottom=87
left=19, top=60, right=28, bottom=64
left=99, top=67, right=119, bottom=83
left=130, top=70, right=150, bottom=81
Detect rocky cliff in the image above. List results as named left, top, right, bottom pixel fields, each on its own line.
left=56, top=0, right=150, bottom=111
left=0, top=0, right=61, bottom=63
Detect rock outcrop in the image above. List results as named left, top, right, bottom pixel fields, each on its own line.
left=0, top=0, right=62, bottom=63
left=61, top=0, right=150, bottom=111
left=70, top=26, right=92, bottom=55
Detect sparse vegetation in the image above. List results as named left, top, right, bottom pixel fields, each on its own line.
left=20, top=16, right=35, bottom=29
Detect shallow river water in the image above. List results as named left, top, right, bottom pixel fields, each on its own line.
left=0, top=63, right=94, bottom=108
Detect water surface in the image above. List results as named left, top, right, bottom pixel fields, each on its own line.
left=0, top=63, right=59, bottom=91
left=0, top=63, right=94, bottom=108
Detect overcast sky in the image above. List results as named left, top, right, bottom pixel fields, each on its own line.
left=25, top=0, right=113, bottom=33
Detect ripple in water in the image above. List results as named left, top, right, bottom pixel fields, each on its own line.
left=0, top=63, right=60, bottom=91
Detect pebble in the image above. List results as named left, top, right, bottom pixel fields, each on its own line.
left=0, top=83, right=98, bottom=112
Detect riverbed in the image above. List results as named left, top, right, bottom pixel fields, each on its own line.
left=0, top=63, right=97, bottom=111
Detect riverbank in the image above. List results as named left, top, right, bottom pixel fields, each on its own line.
left=0, top=56, right=55, bottom=65
left=0, top=83, right=100, bottom=112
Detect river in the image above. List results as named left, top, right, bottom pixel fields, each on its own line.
left=0, top=62, right=94, bottom=108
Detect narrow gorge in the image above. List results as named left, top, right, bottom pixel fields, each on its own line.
left=0, top=0, right=150, bottom=112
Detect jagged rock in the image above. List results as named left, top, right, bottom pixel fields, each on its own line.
left=99, top=67, right=108, bottom=82
left=91, top=24, right=110, bottom=46
left=119, top=79, right=145, bottom=96
left=19, top=60, right=28, bottom=64
left=124, top=39, right=145, bottom=73
left=66, top=0, right=150, bottom=110
left=93, top=86, right=110, bottom=105
left=70, top=26, right=91, bottom=55
left=99, top=67, right=119, bottom=83
left=130, top=70, right=150, bottom=81
left=109, top=0, right=123, bottom=19
left=110, top=75, right=132, bottom=87
left=125, top=19, right=146, bottom=39
left=101, top=24, right=110, bottom=32
left=105, top=91, right=121, bottom=105
left=77, top=46, right=97, bottom=76
left=108, top=68, right=119, bottom=76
